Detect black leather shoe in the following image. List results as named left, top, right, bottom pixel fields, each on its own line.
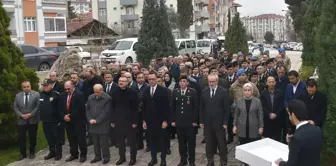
left=166, top=148, right=171, bottom=155
left=177, top=161, right=188, bottom=166
left=206, top=162, right=214, bottom=166
left=79, top=157, right=86, bottom=163
left=90, top=158, right=102, bottom=163
left=29, top=153, right=35, bottom=159
left=18, top=155, right=26, bottom=161
left=160, top=160, right=167, bottom=166
left=128, top=159, right=136, bottom=165
left=147, top=159, right=158, bottom=166
left=116, top=158, right=126, bottom=165
left=55, top=155, right=62, bottom=161
left=44, top=153, right=55, bottom=160
left=65, top=156, right=78, bottom=162
left=103, top=159, right=110, bottom=164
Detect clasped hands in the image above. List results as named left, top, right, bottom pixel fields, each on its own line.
left=21, top=113, right=32, bottom=120
left=232, top=126, right=263, bottom=135
left=64, top=114, right=71, bottom=122
left=142, top=121, right=168, bottom=130
left=111, top=123, right=137, bottom=128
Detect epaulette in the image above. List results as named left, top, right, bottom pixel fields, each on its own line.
left=187, top=87, right=196, bottom=91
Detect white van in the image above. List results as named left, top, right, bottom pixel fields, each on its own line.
left=99, top=38, right=138, bottom=64
left=196, top=39, right=216, bottom=54
left=175, top=39, right=197, bottom=55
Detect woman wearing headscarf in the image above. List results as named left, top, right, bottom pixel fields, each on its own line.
left=163, top=72, right=176, bottom=92
left=233, top=83, right=264, bottom=166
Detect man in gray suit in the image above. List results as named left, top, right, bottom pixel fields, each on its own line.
left=13, top=81, right=40, bottom=160
left=199, top=74, right=231, bottom=166
left=86, top=84, right=111, bottom=164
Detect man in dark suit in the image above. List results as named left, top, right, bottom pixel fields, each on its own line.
left=59, top=81, right=87, bottom=163
left=285, top=70, right=306, bottom=139
left=199, top=74, right=231, bottom=166
left=143, top=72, right=170, bottom=166
left=86, top=84, right=111, bottom=164
left=14, top=81, right=40, bottom=160
left=275, top=100, right=323, bottom=166
left=70, top=72, right=83, bottom=91
left=82, top=70, right=104, bottom=102
left=261, top=76, right=284, bottom=142
left=103, top=72, right=118, bottom=146
left=111, top=76, right=139, bottom=166
left=131, top=72, right=150, bottom=151
left=171, top=75, right=198, bottom=166
left=295, top=79, right=327, bottom=128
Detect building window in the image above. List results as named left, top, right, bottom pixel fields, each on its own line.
left=44, top=17, right=66, bottom=32
left=99, top=8, right=106, bottom=16
left=126, top=7, right=134, bottom=15
left=24, top=17, right=36, bottom=32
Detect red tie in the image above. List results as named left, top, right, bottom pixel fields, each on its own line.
left=66, top=95, right=72, bottom=113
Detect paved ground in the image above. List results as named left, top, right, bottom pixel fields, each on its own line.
left=9, top=51, right=302, bottom=166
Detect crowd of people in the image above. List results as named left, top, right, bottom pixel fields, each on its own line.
left=14, top=48, right=327, bottom=166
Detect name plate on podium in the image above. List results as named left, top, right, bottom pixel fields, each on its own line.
left=235, top=138, right=289, bottom=166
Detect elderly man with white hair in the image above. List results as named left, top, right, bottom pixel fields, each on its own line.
left=86, top=84, right=112, bottom=164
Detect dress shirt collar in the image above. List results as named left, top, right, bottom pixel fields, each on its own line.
left=150, top=84, right=157, bottom=91
left=296, top=121, right=308, bottom=130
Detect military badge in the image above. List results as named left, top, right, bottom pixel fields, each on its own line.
left=50, top=97, right=53, bottom=102
left=187, top=101, right=190, bottom=104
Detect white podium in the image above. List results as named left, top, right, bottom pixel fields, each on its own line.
left=235, top=138, right=289, bottom=166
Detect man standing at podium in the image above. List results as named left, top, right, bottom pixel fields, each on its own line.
left=275, top=100, right=323, bottom=166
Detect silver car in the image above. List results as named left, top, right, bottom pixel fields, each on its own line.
left=17, top=44, right=57, bottom=71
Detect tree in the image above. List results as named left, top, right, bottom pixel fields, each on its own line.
left=167, top=7, right=179, bottom=30
left=0, top=1, right=39, bottom=147
left=264, top=31, right=275, bottom=44
left=157, top=0, right=178, bottom=57
left=136, top=0, right=162, bottom=66
left=315, top=0, right=336, bottom=157
left=67, top=1, right=77, bottom=19
left=286, top=0, right=309, bottom=40
left=225, top=13, right=248, bottom=55
left=177, top=0, right=193, bottom=37
left=301, top=0, right=322, bottom=66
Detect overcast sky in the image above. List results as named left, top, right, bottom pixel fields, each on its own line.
left=235, top=0, right=289, bottom=17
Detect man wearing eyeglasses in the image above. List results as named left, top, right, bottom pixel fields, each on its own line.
left=14, top=81, right=40, bottom=161
left=59, top=81, right=87, bottom=163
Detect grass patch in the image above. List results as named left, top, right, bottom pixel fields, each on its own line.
left=321, top=150, right=336, bottom=166
left=0, top=123, right=48, bottom=166
left=299, top=65, right=315, bottom=81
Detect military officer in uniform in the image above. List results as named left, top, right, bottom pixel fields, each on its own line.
left=39, top=79, right=62, bottom=160
left=171, top=75, right=198, bottom=166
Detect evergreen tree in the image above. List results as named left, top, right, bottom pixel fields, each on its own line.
left=136, top=0, right=161, bottom=66
left=301, top=0, right=322, bottom=66
left=167, top=7, right=178, bottom=30
left=315, top=0, right=336, bottom=156
left=0, top=1, right=39, bottom=146
left=157, top=0, right=178, bottom=57
left=264, top=31, right=275, bottom=44
left=225, top=13, right=248, bottom=55
left=177, top=0, right=193, bottom=37
left=67, top=1, right=77, bottom=19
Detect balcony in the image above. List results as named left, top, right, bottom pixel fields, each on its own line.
left=120, top=0, right=137, bottom=6
left=195, top=10, right=209, bottom=19
left=121, top=14, right=139, bottom=21
left=195, top=24, right=210, bottom=33
left=42, top=0, right=66, bottom=3
left=195, top=0, right=209, bottom=5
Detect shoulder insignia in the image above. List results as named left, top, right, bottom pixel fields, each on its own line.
left=53, top=91, right=60, bottom=94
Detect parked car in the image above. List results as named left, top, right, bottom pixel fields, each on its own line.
left=17, top=44, right=57, bottom=71
left=100, top=38, right=138, bottom=64
left=42, top=46, right=66, bottom=58
left=65, top=46, right=91, bottom=64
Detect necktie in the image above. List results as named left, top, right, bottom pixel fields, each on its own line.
left=66, top=94, right=72, bottom=113
left=151, top=87, right=154, bottom=97
left=107, top=84, right=110, bottom=93
left=211, top=89, right=215, bottom=98
left=24, top=93, right=29, bottom=108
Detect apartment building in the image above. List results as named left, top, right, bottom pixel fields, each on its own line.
left=241, top=14, right=286, bottom=43
left=2, top=0, right=67, bottom=47
left=69, top=0, right=91, bottom=14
